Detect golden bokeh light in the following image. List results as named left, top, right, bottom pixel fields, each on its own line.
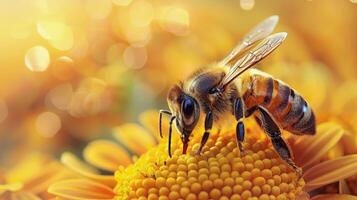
left=37, top=20, right=66, bottom=40
left=37, top=20, right=74, bottom=51
left=159, top=6, right=190, bottom=36
left=129, top=0, right=154, bottom=28
left=51, top=31, right=74, bottom=51
left=114, top=9, right=152, bottom=46
left=123, top=46, right=147, bottom=69
left=36, top=111, right=61, bottom=138
left=85, top=0, right=113, bottom=20
left=51, top=56, right=76, bottom=81
left=240, top=0, right=255, bottom=10
left=125, top=26, right=152, bottom=47
left=47, top=83, right=73, bottom=111
left=24, top=45, right=50, bottom=72
left=68, top=78, right=112, bottom=117
left=70, top=32, right=89, bottom=59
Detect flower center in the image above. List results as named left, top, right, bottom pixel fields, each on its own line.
left=114, top=121, right=304, bottom=200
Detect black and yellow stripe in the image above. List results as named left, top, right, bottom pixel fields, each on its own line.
left=239, top=69, right=316, bottom=135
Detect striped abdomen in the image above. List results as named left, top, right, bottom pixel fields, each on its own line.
left=239, top=69, right=316, bottom=135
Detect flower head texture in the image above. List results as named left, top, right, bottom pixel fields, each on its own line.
left=47, top=111, right=357, bottom=200
left=115, top=119, right=304, bottom=200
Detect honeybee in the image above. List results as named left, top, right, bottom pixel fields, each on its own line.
left=159, top=16, right=315, bottom=174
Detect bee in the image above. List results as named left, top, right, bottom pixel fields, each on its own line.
left=159, top=16, right=315, bottom=174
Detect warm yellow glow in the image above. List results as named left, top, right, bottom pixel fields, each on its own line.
left=159, top=6, right=190, bottom=36
left=351, top=0, right=357, bottom=3
left=240, top=0, right=255, bottom=10
left=123, top=46, right=147, bottom=69
left=124, top=26, right=152, bottom=46
left=25, top=46, right=50, bottom=72
left=33, top=0, right=49, bottom=13
left=113, top=0, right=132, bottom=6
left=36, top=112, right=61, bottom=138
left=37, top=20, right=74, bottom=51
left=48, top=83, right=73, bottom=111
left=9, top=22, right=32, bottom=39
left=37, top=20, right=65, bottom=40
left=114, top=9, right=152, bottom=46
left=68, top=78, right=110, bottom=117
left=51, top=56, right=75, bottom=81
left=0, top=99, right=8, bottom=123
left=85, top=0, right=113, bottom=19
left=106, top=43, right=125, bottom=64
left=70, top=33, right=89, bottom=59
left=129, top=0, right=154, bottom=28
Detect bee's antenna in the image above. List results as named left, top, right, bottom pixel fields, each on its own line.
left=168, top=116, right=176, bottom=158
left=159, top=110, right=172, bottom=138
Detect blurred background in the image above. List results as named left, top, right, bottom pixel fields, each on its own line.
left=1, top=0, right=357, bottom=169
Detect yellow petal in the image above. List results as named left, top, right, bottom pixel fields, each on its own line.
left=61, top=152, right=116, bottom=188
left=303, top=154, right=357, bottom=191
left=22, top=161, right=72, bottom=194
left=296, top=191, right=310, bottom=200
left=138, top=110, right=163, bottom=141
left=10, top=192, right=41, bottom=200
left=48, top=197, right=69, bottom=200
left=5, top=153, right=50, bottom=184
left=327, top=143, right=344, bottom=160
left=311, top=194, right=357, bottom=200
left=61, top=152, right=99, bottom=174
left=48, top=179, right=115, bottom=200
left=83, top=140, right=132, bottom=171
left=339, top=179, right=351, bottom=194
left=341, top=130, right=357, bottom=154
left=292, top=122, right=344, bottom=167
left=0, top=183, right=23, bottom=192
left=113, top=123, right=156, bottom=155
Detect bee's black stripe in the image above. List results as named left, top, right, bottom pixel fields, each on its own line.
left=263, top=77, right=274, bottom=105
left=291, top=100, right=307, bottom=126
left=284, top=93, right=304, bottom=125
left=276, top=84, right=291, bottom=112
left=300, top=111, right=316, bottom=134
left=291, top=101, right=316, bottom=135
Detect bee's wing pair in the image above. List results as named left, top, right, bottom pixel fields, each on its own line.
left=218, top=16, right=287, bottom=89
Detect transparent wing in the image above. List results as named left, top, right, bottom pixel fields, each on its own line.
left=219, top=15, right=279, bottom=66
left=219, top=32, right=287, bottom=88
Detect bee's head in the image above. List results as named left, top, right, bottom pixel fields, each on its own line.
left=167, top=84, right=200, bottom=154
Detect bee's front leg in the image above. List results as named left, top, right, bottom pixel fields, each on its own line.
left=159, top=109, right=172, bottom=138
left=234, top=98, right=246, bottom=155
left=257, top=107, right=302, bottom=176
left=196, top=111, right=213, bottom=155
left=168, top=116, right=176, bottom=158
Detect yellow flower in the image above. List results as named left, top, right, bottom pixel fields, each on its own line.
left=0, top=153, right=73, bottom=200
left=49, top=111, right=357, bottom=200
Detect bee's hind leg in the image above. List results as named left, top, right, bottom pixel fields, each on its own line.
left=196, top=111, right=213, bottom=155
left=257, top=107, right=303, bottom=176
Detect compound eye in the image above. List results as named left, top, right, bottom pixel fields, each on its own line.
left=181, top=97, right=196, bottom=125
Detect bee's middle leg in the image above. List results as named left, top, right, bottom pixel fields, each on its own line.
left=196, top=111, right=213, bottom=155
left=234, top=98, right=246, bottom=155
